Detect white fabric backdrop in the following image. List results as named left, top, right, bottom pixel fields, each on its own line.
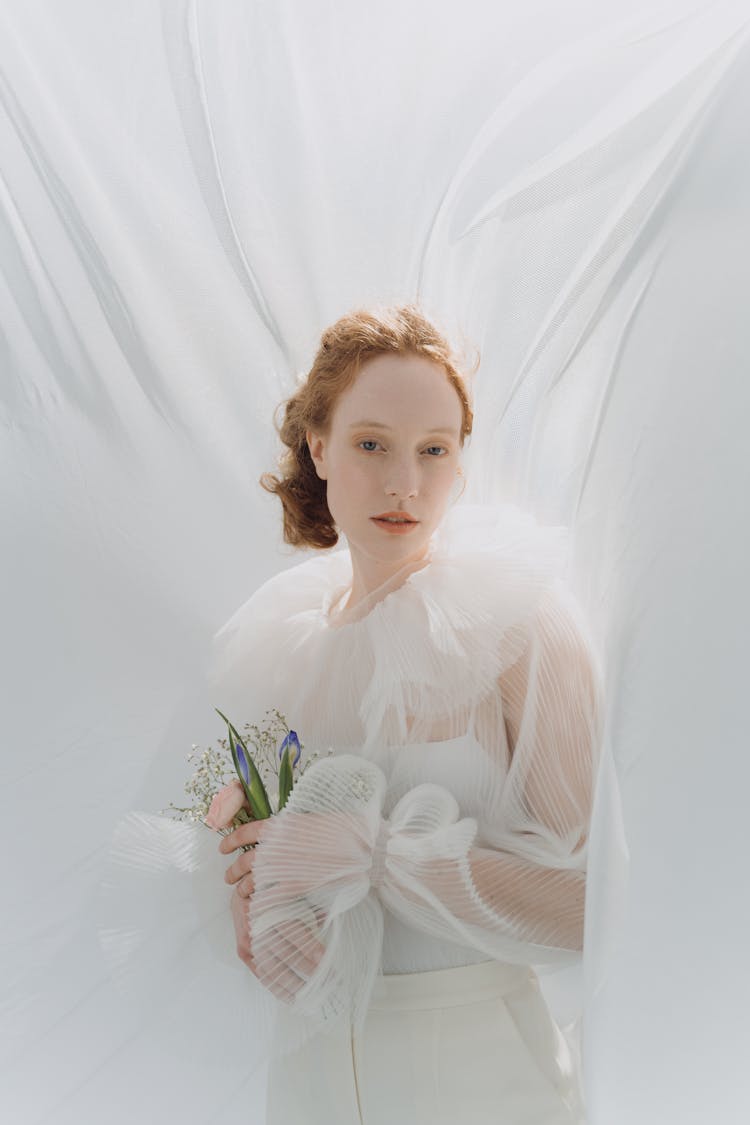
left=2, top=1, right=749, bottom=1122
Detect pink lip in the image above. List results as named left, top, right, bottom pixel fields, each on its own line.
left=372, top=511, right=418, bottom=522
left=370, top=514, right=420, bottom=535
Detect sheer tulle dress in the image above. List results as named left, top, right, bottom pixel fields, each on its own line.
left=102, top=501, right=604, bottom=1124
left=203, top=501, right=605, bottom=1123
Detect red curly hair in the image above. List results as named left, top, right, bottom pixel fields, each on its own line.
left=260, top=303, right=476, bottom=549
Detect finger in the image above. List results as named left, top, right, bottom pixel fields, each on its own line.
left=267, top=969, right=301, bottom=1003
left=255, top=953, right=308, bottom=1003
left=266, top=933, right=319, bottom=979
left=256, top=909, right=324, bottom=964
left=243, top=938, right=300, bottom=1000
left=219, top=819, right=266, bottom=853
left=272, top=918, right=325, bottom=978
left=224, top=849, right=256, bottom=885
left=237, top=872, right=254, bottom=898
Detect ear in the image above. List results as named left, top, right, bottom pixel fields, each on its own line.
left=306, top=429, right=328, bottom=480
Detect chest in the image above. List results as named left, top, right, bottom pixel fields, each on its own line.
left=374, top=728, right=507, bottom=826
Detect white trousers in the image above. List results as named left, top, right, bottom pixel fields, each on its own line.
left=266, top=959, right=586, bottom=1125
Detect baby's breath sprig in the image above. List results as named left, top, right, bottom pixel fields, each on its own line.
left=162, top=742, right=237, bottom=824
left=164, top=709, right=331, bottom=834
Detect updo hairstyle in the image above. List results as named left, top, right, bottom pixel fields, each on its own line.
left=260, top=303, right=476, bottom=550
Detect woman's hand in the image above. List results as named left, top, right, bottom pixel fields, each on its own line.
left=230, top=884, right=255, bottom=969
left=216, top=795, right=329, bottom=997
left=213, top=785, right=354, bottom=996
left=206, top=779, right=269, bottom=898
left=229, top=879, right=328, bottom=1001
left=219, top=816, right=270, bottom=898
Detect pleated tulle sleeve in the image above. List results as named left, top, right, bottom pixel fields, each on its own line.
left=243, top=575, right=605, bottom=1040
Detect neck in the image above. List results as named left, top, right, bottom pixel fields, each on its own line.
left=342, top=546, right=432, bottom=617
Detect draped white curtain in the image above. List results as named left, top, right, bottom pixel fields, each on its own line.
left=2, top=1, right=749, bottom=1122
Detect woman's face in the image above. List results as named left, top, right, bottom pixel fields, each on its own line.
left=306, top=352, right=464, bottom=575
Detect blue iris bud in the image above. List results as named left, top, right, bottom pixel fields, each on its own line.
left=235, top=741, right=250, bottom=785
left=279, top=730, right=301, bottom=768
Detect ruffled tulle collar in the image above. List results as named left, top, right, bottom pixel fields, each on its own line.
left=207, top=501, right=571, bottom=756
left=321, top=552, right=432, bottom=630
left=318, top=501, right=569, bottom=632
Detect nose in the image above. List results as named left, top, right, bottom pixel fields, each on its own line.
left=385, top=457, right=419, bottom=500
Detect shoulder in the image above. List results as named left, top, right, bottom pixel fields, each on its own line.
left=535, top=579, right=602, bottom=661
left=417, top=502, right=572, bottom=659
left=425, top=503, right=602, bottom=701
left=427, top=502, right=569, bottom=598
left=498, top=576, right=604, bottom=719
left=356, top=504, right=575, bottom=721
left=205, top=548, right=350, bottom=699
left=217, top=550, right=349, bottom=630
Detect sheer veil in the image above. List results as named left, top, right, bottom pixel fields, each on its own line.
left=2, top=2, right=750, bottom=1123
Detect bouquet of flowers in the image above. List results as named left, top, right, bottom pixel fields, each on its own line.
left=164, top=707, right=330, bottom=849
left=98, top=707, right=329, bottom=1042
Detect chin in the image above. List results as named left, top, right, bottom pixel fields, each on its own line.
left=346, top=520, right=426, bottom=552
left=369, top=522, right=431, bottom=553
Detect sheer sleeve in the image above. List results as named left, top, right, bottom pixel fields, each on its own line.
left=244, top=578, right=605, bottom=1038
left=408, top=578, right=605, bottom=956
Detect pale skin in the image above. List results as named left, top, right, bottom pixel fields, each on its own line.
left=218, top=351, right=466, bottom=978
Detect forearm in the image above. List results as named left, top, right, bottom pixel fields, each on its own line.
left=468, top=845, right=585, bottom=951
left=376, top=839, right=586, bottom=954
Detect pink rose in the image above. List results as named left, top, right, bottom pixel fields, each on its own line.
left=205, top=780, right=248, bottom=830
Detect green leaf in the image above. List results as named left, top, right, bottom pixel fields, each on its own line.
left=278, top=743, right=294, bottom=811
left=214, top=707, right=273, bottom=820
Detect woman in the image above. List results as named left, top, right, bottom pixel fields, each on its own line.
left=206, top=304, right=604, bottom=1124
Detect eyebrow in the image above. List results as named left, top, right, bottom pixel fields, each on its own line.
left=348, top=420, right=458, bottom=437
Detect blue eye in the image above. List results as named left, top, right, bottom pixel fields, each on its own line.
left=357, top=440, right=448, bottom=456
